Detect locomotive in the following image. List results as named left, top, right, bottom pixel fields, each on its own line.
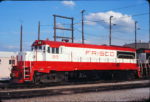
left=137, top=48, right=150, bottom=77
left=11, top=39, right=149, bottom=83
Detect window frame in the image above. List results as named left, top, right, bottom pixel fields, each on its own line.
left=47, top=47, right=51, bottom=53
left=117, top=51, right=135, bottom=59
left=56, top=48, right=59, bottom=54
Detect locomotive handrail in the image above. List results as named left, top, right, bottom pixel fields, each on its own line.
left=23, top=52, right=33, bottom=80
left=138, top=59, right=144, bottom=77
left=148, top=56, right=150, bottom=63
left=28, top=52, right=34, bottom=73
left=22, top=53, right=27, bottom=79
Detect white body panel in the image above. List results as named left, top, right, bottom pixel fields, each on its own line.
left=19, top=45, right=136, bottom=64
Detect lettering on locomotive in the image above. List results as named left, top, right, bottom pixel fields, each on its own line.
left=85, top=50, right=115, bottom=57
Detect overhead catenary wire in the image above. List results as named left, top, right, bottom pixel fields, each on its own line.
left=40, top=12, right=149, bottom=27
left=85, top=2, right=147, bottom=14
left=75, top=23, right=143, bottom=44
left=74, top=27, right=132, bottom=42
left=85, top=12, right=149, bottom=23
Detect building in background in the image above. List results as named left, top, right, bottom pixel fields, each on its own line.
left=0, top=52, right=17, bottom=81
left=124, top=42, right=150, bottom=49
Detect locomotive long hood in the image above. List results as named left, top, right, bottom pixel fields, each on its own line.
left=32, top=40, right=136, bottom=52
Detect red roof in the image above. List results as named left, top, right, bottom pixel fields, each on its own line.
left=32, top=40, right=136, bottom=52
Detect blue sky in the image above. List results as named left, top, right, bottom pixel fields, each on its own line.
left=0, top=0, right=149, bottom=51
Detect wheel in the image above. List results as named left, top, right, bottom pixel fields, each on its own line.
left=33, top=72, right=41, bottom=84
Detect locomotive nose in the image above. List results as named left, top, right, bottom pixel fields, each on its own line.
left=11, top=71, right=20, bottom=78
left=10, top=66, right=24, bottom=83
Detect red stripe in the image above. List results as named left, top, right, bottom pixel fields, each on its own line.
left=145, top=50, right=150, bottom=53
left=21, top=61, right=138, bottom=73
left=13, top=61, right=139, bottom=83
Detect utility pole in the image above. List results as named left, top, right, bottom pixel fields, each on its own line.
left=38, top=21, right=40, bottom=40
left=71, top=18, right=74, bottom=43
left=53, top=15, right=56, bottom=41
left=81, top=10, right=85, bottom=44
left=147, top=0, right=150, bottom=43
left=109, top=16, right=113, bottom=46
left=20, top=24, right=23, bottom=52
left=135, top=21, right=137, bottom=49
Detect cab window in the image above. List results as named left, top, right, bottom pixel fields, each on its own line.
left=43, top=46, right=45, bottom=50
left=35, top=46, right=37, bottom=50
left=51, top=47, right=59, bottom=54
left=39, top=46, right=42, bottom=50
left=43, top=46, right=46, bottom=52
left=52, top=48, right=55, bottom=53
left=56, top=48, right=59, bottom=54
left=48, top=47, right=50, bottom=53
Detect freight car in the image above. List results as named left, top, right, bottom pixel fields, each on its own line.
left=11, top=40, right=140, bottom=83
left=0, top=52, right=17, bottom=81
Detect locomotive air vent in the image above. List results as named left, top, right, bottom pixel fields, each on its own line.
left=62, top=39, right=69, bottom=43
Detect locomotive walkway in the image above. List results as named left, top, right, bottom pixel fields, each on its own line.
left=0, top=79, right=149, bottom=100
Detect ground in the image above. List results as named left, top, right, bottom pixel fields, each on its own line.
left=2, top=87, right=150, bottom=102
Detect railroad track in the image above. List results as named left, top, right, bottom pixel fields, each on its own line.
left=0, top=78, right=149, bottom=90
left=0, top=79, right=149, bottom=100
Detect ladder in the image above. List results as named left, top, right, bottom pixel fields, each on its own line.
left=23, top=61, right=32, bottom=81
left=138, top=60, right=144, bottom=77
left=24, top=67, right=31, bottom=80
left=138, top=59, right=150, bottom=77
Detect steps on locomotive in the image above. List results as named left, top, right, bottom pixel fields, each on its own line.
left=24, top=67, right=31, bottom=80
left=138, top=63, right=150, bottom=77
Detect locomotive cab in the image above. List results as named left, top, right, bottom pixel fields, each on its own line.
left=11, top=40, right=62, bottom=83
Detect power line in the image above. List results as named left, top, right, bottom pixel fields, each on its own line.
left=74, top=27, right=107, bottom=38
left=132, top=12, right=149, bottom=17
left=83, top=12, right=149, bottom=29
left=75, top=25, right=136, bottom=42
left=85, top=12, right=149, bottom=23
left=40, top=22, right=80, bottom=27
left=85, top=2, right=146, bottom=14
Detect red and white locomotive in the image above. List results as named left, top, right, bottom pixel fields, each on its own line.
left=11, top=40, right=140, bottom=83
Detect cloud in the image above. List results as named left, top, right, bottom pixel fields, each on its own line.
left=62, top=0, right=75, bottom=7
left=85, top=11, right=135, bottom=33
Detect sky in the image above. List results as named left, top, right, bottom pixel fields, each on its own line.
left=0, top=0, right=149, bottom=51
